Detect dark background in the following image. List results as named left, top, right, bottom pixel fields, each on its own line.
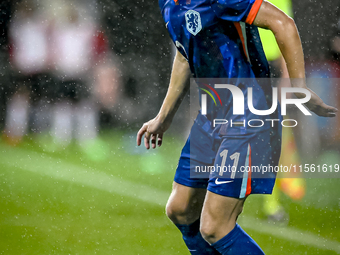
left=0, top=0, right=339, bottom=128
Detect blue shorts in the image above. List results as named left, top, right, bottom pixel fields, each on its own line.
left=174, top=114, right=282, bottom=198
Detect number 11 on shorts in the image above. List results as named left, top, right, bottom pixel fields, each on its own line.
left=219, top=150, right=240, bottom=178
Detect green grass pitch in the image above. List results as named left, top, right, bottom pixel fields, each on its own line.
left=0, top=130, right=339, bottom=254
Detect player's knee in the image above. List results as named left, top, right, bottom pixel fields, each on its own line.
left=201, top=218, right=239, bottom=244
left=165, top=200, right=198, bottom=225
left=200, top=221, right=218, bottom=244
left=199, top=213, right=222, bottom=244
left=165, top=202, right=187, bottom=224
left=200, top=204, right=244, bottom=244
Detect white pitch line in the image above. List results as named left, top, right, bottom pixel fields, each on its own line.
left=238, top=216, right=340, bottom=254
left=0, top=146, right=339, bottom=254
left=0, top=146, right=169, bottom=206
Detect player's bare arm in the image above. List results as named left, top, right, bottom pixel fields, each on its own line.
left=137, top=50, right=191, bottom=149
left=254, top=0, right=337, bottom=117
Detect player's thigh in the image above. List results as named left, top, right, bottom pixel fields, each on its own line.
left=200, top=191, right=245, bottom=242
left=166, top=181, right=207, bottom=224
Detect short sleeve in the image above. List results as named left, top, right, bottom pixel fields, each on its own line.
left=210, top=0, right=263, bottom=24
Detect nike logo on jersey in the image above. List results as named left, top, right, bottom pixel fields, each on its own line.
left=166, top=21, right=169, bottom=28
left=215, top=178, right=233, bottom=185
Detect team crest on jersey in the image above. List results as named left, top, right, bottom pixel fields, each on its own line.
left=185, top=10, right=202, bottom=36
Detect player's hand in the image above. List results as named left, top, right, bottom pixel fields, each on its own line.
left=303, top=89, right=338, bottom=117
left=136, top=115, right=172, bottom=149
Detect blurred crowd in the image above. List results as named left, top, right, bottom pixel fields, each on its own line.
left=0, top=0, right=124, bottom=160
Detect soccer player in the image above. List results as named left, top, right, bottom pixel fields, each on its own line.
left=137, top=0, right=337, bottom=254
